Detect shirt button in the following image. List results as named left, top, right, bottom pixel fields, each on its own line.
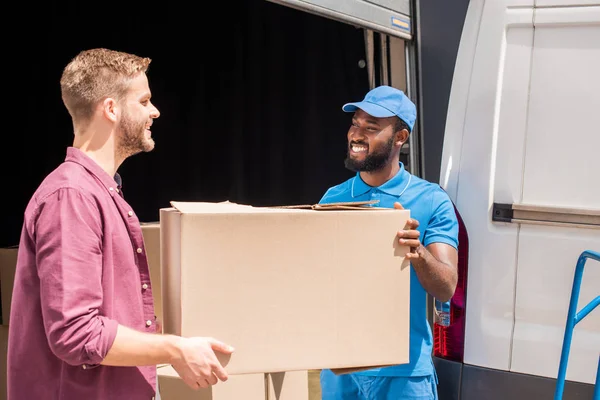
left=142, top=283, right=148, bottom=290
left=128, top=211, right=134, bottom=217
left=109, top=187, right=114, bottom=192
left=116, top=188, right=120, bottom=193
left=137, top=248, right=143, bottom=254
left=82, top=365, right=87, bottom=370
left=146, top=320, right=152, bottom=327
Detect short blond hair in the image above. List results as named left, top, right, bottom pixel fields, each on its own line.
left=60, top=48, right=151, bottom=124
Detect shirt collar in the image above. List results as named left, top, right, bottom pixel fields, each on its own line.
left=351, top=162, right=410, bottom=198
left=65, top=147, right=122, bottom=194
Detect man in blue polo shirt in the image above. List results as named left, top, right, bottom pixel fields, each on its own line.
left=319, top=86, right=459, bottom=400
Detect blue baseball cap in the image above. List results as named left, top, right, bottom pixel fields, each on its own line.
left=342, top=85, right=416, bottom=131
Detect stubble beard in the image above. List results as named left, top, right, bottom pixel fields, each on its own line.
left=344, top=136, right=394, bottom=173
left=117, top=109, right=154, bottom=160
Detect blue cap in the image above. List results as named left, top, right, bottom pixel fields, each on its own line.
left=342, top=85, right=416, bottom=131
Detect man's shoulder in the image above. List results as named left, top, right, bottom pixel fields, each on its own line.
left=408, top=174, right=452, bottom=203
left=29, top=161, right=98, bottom=208
left=319, top=177, right=355, bottom=204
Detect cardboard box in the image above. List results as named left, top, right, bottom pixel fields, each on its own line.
left=141, top=222, right=163, bottom=330
left=267, top=371, right=309, bottom=400
left=158, top=366, right=310, bottom=400
left=160, top=201, right=411, bottom=374
left=0, top=326, right=7, bottom=400
left=0, top=247, right=18, bottom=326
left=157, top=365, right=265, bottom=400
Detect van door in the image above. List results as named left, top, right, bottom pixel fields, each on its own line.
left=439, top=0, right=599, bottom=398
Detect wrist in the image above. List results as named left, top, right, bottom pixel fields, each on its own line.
left=411, top=245, right=428, bottom=268
left=163, top=334, right=184, bottom=364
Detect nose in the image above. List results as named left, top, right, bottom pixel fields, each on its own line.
left=150, top=102, right=160, bottom=119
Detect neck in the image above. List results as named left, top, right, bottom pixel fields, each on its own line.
left=359, top=161, right=400, bottom=187
left=72, top=128, right=124, bottom=178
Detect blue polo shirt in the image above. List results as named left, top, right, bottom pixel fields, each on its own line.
left=319, top=163, right=459, bottom=377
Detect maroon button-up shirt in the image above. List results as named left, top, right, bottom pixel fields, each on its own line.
left=8, top=147, right=157, bottom=400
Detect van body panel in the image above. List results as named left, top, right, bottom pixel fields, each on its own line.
left=512, top=227, right=600, bottom=383
left=442, top=0, right=527, bottom=372
left=434, top=357, right=595, bottom=400
left=440, top=0, right=600, bottom=389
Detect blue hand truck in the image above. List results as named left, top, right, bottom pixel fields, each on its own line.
left=554, top=250, right=600, bottom=400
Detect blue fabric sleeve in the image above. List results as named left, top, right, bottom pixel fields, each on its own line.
left=423, top=189, right=459, bottom=249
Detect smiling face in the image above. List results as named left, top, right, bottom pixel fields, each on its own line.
left=116, top=73, right=160, bottom=159
left=344, top=109, right=402, bottom=173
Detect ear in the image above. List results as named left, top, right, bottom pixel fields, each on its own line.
left=102, top=97, right=119, bottom=123
left=395, top=128, right=409, bottom=146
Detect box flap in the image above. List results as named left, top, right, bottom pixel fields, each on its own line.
left=170, top=201, right=256, bottom=214
left=170, top=200, right=382, bottom=213
left=269, top=200, right=381, bottom=210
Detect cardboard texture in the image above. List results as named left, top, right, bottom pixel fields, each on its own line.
left=0, top=247, right=18, bottom=326
left=157, top=365, right=265, bottom=400
left=141, top=222, right=163, bottom=330
left=160, top=201, right=411, bottom=374
left=267, top=371, right=309, bottom=400
left=0, top=326, right=7, bottom=400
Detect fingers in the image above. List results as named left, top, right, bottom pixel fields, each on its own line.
left=211, top=360, right=229, bottom=382
left=206, top=372, right=218, bottom=385
left=208, top=337, right=235, bottom=354
left=393, top=202, right=404, bottom=210
left=196, top=379, right=210, bottom=389
left=403, top=218, right=419, bottom=229
left=398, top=239, right=421, bottom=248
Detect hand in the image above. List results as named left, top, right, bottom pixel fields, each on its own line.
left=171, top=337, right=235, bottom=390
left=155, top=317, right=162, bottom=333
left=394, top=202, right=424, bottom=261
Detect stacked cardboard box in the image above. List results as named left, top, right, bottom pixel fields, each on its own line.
left=0, top=247, right=18, bottom=400
left=157, top=365, right=309, bottom=400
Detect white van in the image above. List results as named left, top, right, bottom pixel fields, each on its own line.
left=269, top=0, right=599, bottom=398
left=435, top=1, right=600, bottom=398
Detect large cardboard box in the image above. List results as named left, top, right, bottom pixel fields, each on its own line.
left=141, top=222, right=163, bottom=330
left=0, top=247, right=18, bottom=326
left=157, top=365, right=265, bottom=400
left=267, top=371, right=309, bottom=400
left=160, top=201, right=411, bottom=374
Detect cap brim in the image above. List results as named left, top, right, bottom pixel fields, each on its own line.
left=342, top=101, right=396, bottom=118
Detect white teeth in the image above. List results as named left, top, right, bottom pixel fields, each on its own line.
left=352, top=145, right=367, bottom=152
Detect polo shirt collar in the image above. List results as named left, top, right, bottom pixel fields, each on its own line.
left=351, top=162, right=410, bottom=197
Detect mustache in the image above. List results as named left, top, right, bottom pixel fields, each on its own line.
left=349, top=140, right=368, bottom=146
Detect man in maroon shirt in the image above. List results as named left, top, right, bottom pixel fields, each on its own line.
left=7, top=48, right=234, bottom=400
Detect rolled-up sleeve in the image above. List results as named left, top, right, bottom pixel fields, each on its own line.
left=33, top=187, right=118, bottom=366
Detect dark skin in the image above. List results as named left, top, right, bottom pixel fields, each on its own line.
left=348, top=109, right=458, bottom=302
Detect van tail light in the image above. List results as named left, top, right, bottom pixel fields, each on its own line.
left=433, top=204, right=469, bottom=362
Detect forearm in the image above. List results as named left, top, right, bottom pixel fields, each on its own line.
left=411, top=246, right=457, bottom=302
left=101, top=324, right=181, bottom=367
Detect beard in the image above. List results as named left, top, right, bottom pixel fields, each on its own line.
left=117, top=108, right=154, bottom=159
left=344, top=135, right=394, bottom=172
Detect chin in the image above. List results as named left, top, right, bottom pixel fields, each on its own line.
left=142, top=138, right=155, bottom=152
